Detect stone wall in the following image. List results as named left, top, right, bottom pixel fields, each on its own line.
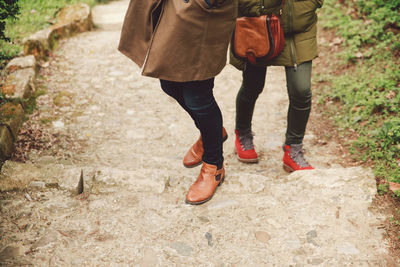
left=0, top=3, right=93, bottom=167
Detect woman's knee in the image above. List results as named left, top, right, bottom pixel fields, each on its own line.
left=182, top=79, right=217, bottom=113
left=241, top=65, right=266, bottom=98
left=184, top=92, right=217, bottom=113
left=289, top=86, right=312, bottom=109
left=286, top=61, right=312, bottom=106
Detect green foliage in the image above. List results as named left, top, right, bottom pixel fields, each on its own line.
left=321, top=0, right=400, bottom=61
left=378, top=183, right=389, bottom=195
left=0, top=0, right=20, bottom=41
left=317, top=0, right=400, bottom=185
left=0, top=0, right=109, bottom=63
left=391, top=215, right=400, bottom=226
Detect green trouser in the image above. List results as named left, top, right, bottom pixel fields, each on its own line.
left=235, top=61, right=312, bottom=145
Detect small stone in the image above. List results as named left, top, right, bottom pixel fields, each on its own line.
left=266, top=218, right=281, bottom=229
left=54, top=95, right=71, bottom=106
left=23, top=224, right=33, bottom=232
left=29, top=181, right=46, bottom=189
left=337, top=242, right=360, bottom=255
left=0, top=245, right=21, bottom=261
left=109, top=71, right=124, bottom=76
left=77, top=170, right=84, bottom=195
left=284, top=237, right=301, bottom=249
left=333, top=37, right=343, bottom=45
left=25, top=193, right=33, bottom=201
left=205, top=232, right=213, bottom=247
left=31, top=230, right=58, bottom=249
left=52, top=120, right=65, bottom=129
left=140, top=247, right=158, bottom=267
left=169, top=242, right=193, bottom=256
left=306, top=230, right=317, bottom=239
left=198, top=216, right=210, bottom=223
left=239, top=175, right=265, bottom=193
left=255, top=231, right=271, bottom=243
left=126, top=129, right=146, bottom=139
left=41, top=61, right=50, bottom=68
left=36, top=155, right=57, bottom=164
left=70, top=258, right=84, bottom=266
left=306, top=230, right=318, bottom=246
left=207, top=199, right=239, bottom=211
left=310, top=258, right=324, bottom=265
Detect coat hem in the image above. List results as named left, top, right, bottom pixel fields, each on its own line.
left=118, top=47, right=144, bottom=69
left=142, top=66, right=225, bottom=83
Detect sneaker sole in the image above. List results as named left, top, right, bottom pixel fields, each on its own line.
left=185, top=176, right=225, bottom=205
left=283, top=164, right=294, bottom=173
left=233, top=147, right=259, bottom=163
left=183, top=133, right=229, bottom=168
left=283, top=164, right=314, bottom=172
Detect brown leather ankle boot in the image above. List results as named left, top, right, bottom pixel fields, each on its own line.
left=185, top=162, right=225, bottom=205
left=183, top=127, right=227, bottom=168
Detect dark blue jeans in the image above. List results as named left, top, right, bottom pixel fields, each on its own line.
left=160, top=79, right=223, bottom=167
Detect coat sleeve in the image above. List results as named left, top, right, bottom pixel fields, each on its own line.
left=291, top=0, right=321, bottom=34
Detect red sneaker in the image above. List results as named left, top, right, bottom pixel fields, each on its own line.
left=282, top=144, right=314, bottom=172
left=234, top=130, right=258, bottom=163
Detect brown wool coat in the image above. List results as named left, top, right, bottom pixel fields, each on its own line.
left=118, top=0, right=237, bottom=82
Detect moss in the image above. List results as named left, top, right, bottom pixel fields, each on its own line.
left=53, top=90, right=73, bottom=107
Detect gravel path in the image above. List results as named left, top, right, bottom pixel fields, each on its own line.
left=0, top=1, right=393, bottom=266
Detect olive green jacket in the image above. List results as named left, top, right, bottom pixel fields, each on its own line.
left=230, top=0, right=323, bottom=69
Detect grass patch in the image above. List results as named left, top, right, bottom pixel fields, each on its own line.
left=0, top=0, right=109, bottom=67
left=316, top=1, right=400, bottom=184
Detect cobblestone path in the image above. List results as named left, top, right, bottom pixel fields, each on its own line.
left=0, top=1, right=393, bottom=266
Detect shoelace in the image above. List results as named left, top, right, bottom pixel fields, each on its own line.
left=238, top=132, right=255, bottom=151
left=289, top=144, right=310, bottom=168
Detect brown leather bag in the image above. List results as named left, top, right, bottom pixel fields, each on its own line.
left=232, top=2, right=285, bottom=64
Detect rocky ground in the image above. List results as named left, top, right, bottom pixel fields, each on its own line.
left=0, top=0, right=396, bottom=266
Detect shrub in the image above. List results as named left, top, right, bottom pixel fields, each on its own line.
left=0, top=0, right=20, bottom=41
left=318, top=0, right=400, bottom=184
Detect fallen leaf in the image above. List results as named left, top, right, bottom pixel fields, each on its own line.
left=389, top=182, right=400, bottom=193
left=255, top=231, right=271, bottom=243
left=1, top=84, right=15, bottom=95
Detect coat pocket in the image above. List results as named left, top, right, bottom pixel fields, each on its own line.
left=292, top=0, right=318, bottom=33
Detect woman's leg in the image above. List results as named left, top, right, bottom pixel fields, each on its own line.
left=182, top=78, right=223, bottom=167
left=284, top=61, right=312, bottom=145
left=234, top=63, right=266, bottom=163
left=160, top=79, right=199, bottom=129
left=282, top=61, right=314, bottom=172
left=161, top=78, right=224, bottom=205
left=235, top=63, right=267, bottom=132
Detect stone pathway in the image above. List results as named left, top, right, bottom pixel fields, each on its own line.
left=0, top=1, right=394, bottom=266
